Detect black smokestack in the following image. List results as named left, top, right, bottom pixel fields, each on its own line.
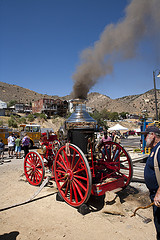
left=71, top=0, right=160, bottom=99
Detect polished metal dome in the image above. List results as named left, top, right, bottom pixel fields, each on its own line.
left=66, top=104, right=96, bottom=124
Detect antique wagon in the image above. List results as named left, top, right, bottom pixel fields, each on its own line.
left=24, top=99, right=133, bottom=212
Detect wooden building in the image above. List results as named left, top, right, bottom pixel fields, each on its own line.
left=32, top=98, right=68, bottom=117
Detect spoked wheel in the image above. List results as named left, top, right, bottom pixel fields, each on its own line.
left=100, top=141, right=133, bottom=188
left=24, top=151, right=45, bottom=186
left=54, top=143, right=92, bottom=207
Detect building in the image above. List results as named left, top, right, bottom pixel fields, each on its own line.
left=14, top=103, right=32, bottom=114
left=32, top=98, right=68, bottom=117
left=0, top=100, right=7, bottom=109
left=0, top=100, right=7, bottom=116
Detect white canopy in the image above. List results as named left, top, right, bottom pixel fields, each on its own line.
left=108, top=123, right=128, bottom=131
left=134, top=128, right=141, bottom=133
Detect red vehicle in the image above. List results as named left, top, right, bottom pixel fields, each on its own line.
left=24, top=100, right=133, bottom=212
left=128, top=130, right=135, bottom=135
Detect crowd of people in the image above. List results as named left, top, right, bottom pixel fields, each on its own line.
left=0, top=132, right=30, bottom=164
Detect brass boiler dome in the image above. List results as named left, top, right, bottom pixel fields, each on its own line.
left=66, top=99, right=97, bottom=129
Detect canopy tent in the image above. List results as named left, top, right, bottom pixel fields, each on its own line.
left=108, top=124, right=128, bottom=131
left=134, top=128, right=141, bottom=133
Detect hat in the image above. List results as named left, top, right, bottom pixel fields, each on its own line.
left=141, top=126, right=160, bottom=135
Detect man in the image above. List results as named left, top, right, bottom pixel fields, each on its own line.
left=98, top=130, right=112, bottom=155
left=112, top=131, right=121, bottom=144
left=7, top=133, right=15, bottom=158
left=141, top=126, right=160, bottom=240
left=111, top=131, right=121, bottom=160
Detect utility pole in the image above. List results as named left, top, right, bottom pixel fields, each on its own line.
left=153, top=70, right=158, bottom=121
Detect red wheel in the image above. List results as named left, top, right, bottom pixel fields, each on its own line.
left=54, top=143, right=92, bottom=207
left=100, top=141, right=133, bottom=188
left=24, top=151, right=45, bottom=186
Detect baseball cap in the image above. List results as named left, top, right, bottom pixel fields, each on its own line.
left=141, top=126, right=160, bottom=135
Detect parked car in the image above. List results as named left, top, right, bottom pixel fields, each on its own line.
left=123, top=130, right=135, bottom=138
left=128, top=130, right=135, bottom=135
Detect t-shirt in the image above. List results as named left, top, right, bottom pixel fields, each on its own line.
left=15, top=138, right=21, bottom=147
left=144, top=142, right=160, bottom=192
left=8, top=136, right=15, bottom=147
left=22, top=136, right=30, bottom=146
left=102, top=136, right=112, bottom=143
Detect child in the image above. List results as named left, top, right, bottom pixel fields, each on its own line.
left=15, top=135, right=22, bottom=159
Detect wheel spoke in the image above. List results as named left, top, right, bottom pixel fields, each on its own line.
left=70, top=182, right=73, bottom=202
left=119, top=165, right=130, bottom=170
left=64, top=180, right=70, bottom=197
left=73, top=180, right=84, bottom=200
left=72, top=157, right=81, bottom=172
left=74, top=174, right=87, bottom=182
left=73, top=167, right=86, bottom=175
left=25, top=168, right=32, bottom=173
left=56, top=169, right=66, bottom=174
left=71, top=150, right=76, bottom=169
left=57, top=175, right=66, bottom=182
left=56, top=160, right=67, bottom=171
left=72, top=181, right=78, bottom=203
left=74, top=177, right=87, bottom=192
left=59, top=154, right=68, bottom=170
left=26, top=158, right=33, bottom=165
left=63, top=149, right=70, bottom=167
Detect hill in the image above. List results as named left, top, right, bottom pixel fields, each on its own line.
left=0, top=81, right=159, bottom=117
left=86, top=90, right=160, bottom=117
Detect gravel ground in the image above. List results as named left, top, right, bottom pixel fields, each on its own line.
left=0, top=150, right=156, bottom=240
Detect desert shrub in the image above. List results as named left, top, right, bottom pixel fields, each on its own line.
left=18, top=117, right=27, bottom=124
left=40, top=113, right=47, bottom=120
left=8, top=118, right=18, bottom=128
left=7, top=100, right=17, bottom=108
left=27, top=114, right=34, bottom=122
left=0, top=120, right=3, bottom=126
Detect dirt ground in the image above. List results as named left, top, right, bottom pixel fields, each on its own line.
left=0, top=152, right=156, bottom=240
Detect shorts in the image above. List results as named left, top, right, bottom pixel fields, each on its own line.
left=8, top=146, right=14, bottom=151
left=15, top=146, right=21, bottom=152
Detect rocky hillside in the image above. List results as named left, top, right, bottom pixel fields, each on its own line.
left=86, top=90, right=160, bottom=117
left=0, top=81, right=159, bottom=117
left=0, top=81, right=61, bottom=104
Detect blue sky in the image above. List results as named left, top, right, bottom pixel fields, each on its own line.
left=0, top=0, right=160, bottom=99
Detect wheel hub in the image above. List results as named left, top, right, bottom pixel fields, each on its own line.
left=31, top=164, right=36, bottom=172
left=65, top=169, right=73, bottom=180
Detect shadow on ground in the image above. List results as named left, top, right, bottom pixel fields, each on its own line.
left=0, top=231, right=19, bottom=240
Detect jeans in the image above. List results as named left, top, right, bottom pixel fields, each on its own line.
left=23, top=145, right=29, bottom=157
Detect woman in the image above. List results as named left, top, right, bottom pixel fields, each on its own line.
left=22, top=133, right=30, bottom=157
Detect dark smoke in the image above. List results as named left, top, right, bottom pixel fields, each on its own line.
left=71, top=0, right=160, bottom=99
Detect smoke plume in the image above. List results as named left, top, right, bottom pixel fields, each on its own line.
left=71, top=0, right=160, bottom=99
